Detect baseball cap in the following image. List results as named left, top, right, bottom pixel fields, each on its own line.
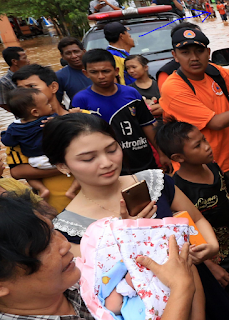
left=172, top=28, right=209, bottom=49
left=104, top=22, right=127, bottom=38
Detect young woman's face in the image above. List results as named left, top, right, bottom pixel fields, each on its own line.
left=59, top=132, right=123, bottom=187
left=125, top=58, right=147, bottom=79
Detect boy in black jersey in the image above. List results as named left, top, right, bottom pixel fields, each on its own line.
left=155, top=117, right=229, bottom=291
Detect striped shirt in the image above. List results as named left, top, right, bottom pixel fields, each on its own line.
left=0, top=69, right=16, bottom=105
left=0, top=286, right=94, bottom=320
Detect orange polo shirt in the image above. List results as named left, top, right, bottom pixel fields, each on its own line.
left=160, top=64, right=229, bottom=173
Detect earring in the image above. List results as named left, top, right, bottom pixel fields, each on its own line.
left=66, top=172, right=71, bottom=178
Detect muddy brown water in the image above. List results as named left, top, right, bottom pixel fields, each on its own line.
left=1, top=12, right=229, bottom=177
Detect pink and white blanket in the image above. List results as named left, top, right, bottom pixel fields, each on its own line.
left=76, top=217, right=189, bottom=320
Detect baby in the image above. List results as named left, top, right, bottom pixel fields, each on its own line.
left=100, top=260, right=145, bottom=320
left=1, top=87, right=79, bottom=198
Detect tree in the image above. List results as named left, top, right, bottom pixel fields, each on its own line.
left=0, top=0, right=92, bottom=37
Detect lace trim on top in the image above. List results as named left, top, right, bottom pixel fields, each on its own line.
left=53, top=218, right=87, bottom=237
left=54, top=169, right=165, bottom=237
left=135, top=169, right=164, bottom=202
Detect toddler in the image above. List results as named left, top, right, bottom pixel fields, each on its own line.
left=1, top=87, right=79, bottom=198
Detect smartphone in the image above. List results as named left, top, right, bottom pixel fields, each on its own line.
left=121, top=180, right=151, bottom=217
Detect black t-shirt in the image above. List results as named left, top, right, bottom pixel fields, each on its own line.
left=174, top=162, right=229, bottom=269
left=174, top=162, right=229, bottom=228
left=129, top=80, right=160, bottom=101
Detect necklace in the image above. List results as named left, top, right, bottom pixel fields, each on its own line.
left=82, top=192, right=120, bottom=215
left=81, top=180, right=122, bottom=216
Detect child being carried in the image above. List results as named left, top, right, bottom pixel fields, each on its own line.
left=1, top=87, right=79, bottom=199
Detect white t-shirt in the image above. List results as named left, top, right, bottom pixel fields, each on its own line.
left=89, top=0, right=119, bottom=13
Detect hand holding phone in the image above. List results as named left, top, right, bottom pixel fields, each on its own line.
left=122, top=180, right=151, bottom=216
left=121, top=180, right=156, bottom=217
left=120, top=199, right=157, bottom=220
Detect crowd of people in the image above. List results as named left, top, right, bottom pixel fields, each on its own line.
left=1, top=16, right=229, bottom=320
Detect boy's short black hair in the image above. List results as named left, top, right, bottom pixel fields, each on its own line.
left=155, top=117, right=195, bottom=158
left=2, top=47, right=24, bottom=67
left=12, top=64, right=58, bottom=86
left=58, top=37, right=84, bottom=54
left=7, top=87, right=41, bottom=120
left=82, top=48, right=116, bottom=70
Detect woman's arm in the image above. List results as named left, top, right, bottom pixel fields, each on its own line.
left=171, top=186, right=219, bottom=263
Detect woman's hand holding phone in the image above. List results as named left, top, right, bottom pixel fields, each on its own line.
left=120, top=199, right=157, bottom=220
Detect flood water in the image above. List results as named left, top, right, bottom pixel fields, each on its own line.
left=1, top=11, right=229, bottom=177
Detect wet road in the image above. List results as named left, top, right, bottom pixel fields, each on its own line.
left=1, top=11, right=229, bottom=177
left=189, top=9, right=229, bottom=53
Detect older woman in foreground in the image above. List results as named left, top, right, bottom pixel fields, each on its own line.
left=0, top=191, right=194, bottom=320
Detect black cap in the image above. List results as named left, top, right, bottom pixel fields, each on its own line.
left=172, top=28, right=209, bottom=49
left=104, top=22, right=127, bottom=38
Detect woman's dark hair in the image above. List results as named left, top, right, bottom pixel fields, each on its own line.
left=7, top=87, right=41, bottom=119
left=0, top=191, right=52, bottom=280
left=124, top=54, right=149, bottom=68
left=43, top=113, right=118, bottom=165
left=82, top=49, right=116, bottom=70
left=155, top=116, right=195, bottom=158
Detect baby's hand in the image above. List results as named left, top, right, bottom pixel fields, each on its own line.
left=189, top=243, right=216, bottom=264
left=120, top=199, right=157, bottom=220
left=40, top=117, right=54, bottom=127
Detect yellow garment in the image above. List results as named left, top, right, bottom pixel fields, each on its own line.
left=0, top=177, right=42, bottom=203
left=113, top=55, right=126, bottom=85
left=42, top=174, right=74, bottom=213
left=6, top=145, right=73, bottom=213
left=81, top=109, right=91, bottom=114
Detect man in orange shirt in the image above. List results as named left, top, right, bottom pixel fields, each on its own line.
left=160, top=26, right=229, bottom=177
left=216, top=0, right=227, bottom=21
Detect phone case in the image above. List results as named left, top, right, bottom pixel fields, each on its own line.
left=121, top=180, right=151, bottom=217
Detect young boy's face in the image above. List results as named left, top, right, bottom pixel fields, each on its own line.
left=33, top=92, right=53, bottom=117
left=16, top=75, right=54, bottom=103
left=182, top=127, right=213, bottom=164
left=83, top=61, right=119, bottom=89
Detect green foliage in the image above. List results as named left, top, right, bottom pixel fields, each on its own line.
left=0, top=0, right=138, bottom=37
left=0, top=0, right=92, bottom=36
